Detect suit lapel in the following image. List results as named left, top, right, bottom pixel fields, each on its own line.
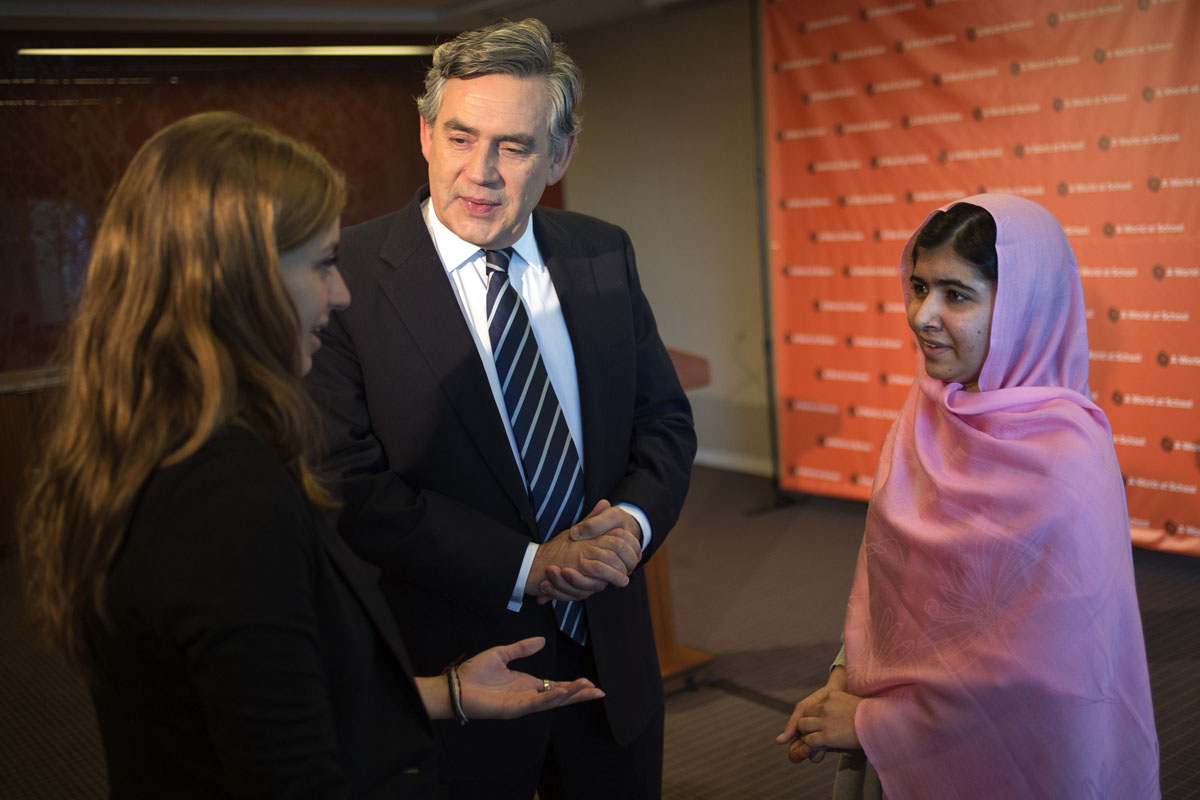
left=535, top=210, right=609, bottom=506
left=375, top=191, right=537, bottom=534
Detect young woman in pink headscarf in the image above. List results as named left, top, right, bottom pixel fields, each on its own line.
left=777, top=195, right=1159, bottom=799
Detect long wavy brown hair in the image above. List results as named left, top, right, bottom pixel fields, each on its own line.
left=20, top=111, right=346, bottom=671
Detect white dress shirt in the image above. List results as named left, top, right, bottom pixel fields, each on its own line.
left=422, top=201, right=650, bottom=611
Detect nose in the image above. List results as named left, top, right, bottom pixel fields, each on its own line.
left=328, top=266, right=351, bottom=310
left=465, top=143, right=500, bottom=186
left=911, top=295, right=941, bottom=331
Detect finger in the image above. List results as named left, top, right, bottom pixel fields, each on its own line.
left=776, top=705, right=805, bottom=744
left=540, top=565, right=569, bottom=590
left=794, top=715, right=822, bottom=735
left=578, top=542, right=628, bottom=573
left=579, top=537, right=631, bottom=566
left=611, top=539, right=641, bottom=573
left=809, top=748, right=827, bottom=764
left=578, top=543, right=630, bottom=576
left=583, top=499, right=611, bottom=519
left=550, top=677, right=597, bottom=697
left=541, top=584, right=589, bottom=603
left=613, top=532, right=643, bottom=571
left=576, top=556, right=631, bottom=588
left=554, top=686, right=605, bottom=705
left=542, top=566, right=602, bottom=597
left=569, top=506, right=622, bottom=541
left=586, top=532, right=643, bottom=568
left=538, top=575, right=591, bottom=602
left=540, top=566, right=593, bottom=595
left=787, top=740, right=812, bottom=764
left=589, top=526, right=639, bottom=547
left=567, top=501, right=613, bottom=541
left=785, top=701, right=807, bottom=730
left=587, top=529, right=641, bottom=568
left=489, top=636, right=546, bottom=665
left=532, top=684, right=606, bottom=710
left=554, top=567, right=608, bottom=593
left=801, top=731, right=828, bottom=750
left=536, top=579, right=555, bottom=604
left=536, top=565, right=565, bottom=604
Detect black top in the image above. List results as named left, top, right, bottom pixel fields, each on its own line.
left=88, top=426, right=436, bottom=798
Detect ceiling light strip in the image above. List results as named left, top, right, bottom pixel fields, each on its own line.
left=17, top=45, right=435, bottom=57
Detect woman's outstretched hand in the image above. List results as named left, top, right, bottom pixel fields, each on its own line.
left=457, top=636, right=605, bottom=720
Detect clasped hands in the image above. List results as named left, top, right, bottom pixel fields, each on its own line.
left=525, top=499, right=642, bottom=604
left=775, top=666, right=863, bottom=764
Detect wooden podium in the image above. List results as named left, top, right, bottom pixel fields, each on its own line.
left=647, top=350, right=714, bottom=693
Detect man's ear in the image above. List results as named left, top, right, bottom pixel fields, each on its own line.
left=419, top=115, right=433, bottom=163
left=546, top=135, right=576, bottom=187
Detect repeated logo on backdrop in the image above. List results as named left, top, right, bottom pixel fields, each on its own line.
left=763, top=0, right=1199, bottom=555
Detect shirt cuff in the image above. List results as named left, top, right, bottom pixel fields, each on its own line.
left=507, top=542, right=540, bottom=612
left=831, top=642, right=847, bottom=671
left=615, top=502, right=652, bottom=552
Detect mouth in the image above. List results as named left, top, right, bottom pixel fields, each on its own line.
left=308, top=323, right=326, bottom=351
left=460, top=196, right=500, bottom=216
left=919, top=337, right=950, bottom=355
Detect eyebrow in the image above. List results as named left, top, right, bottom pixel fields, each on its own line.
left=443, top=118, right=538, bottom=149
left=913, top=275, right=979, bottom=293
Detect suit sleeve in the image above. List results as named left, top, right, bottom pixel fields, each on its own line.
left=605, top=227, right=697, bottom=563
left=305, top=306, right=531, bottom=617
left=151, top=443, right=350, bottom=799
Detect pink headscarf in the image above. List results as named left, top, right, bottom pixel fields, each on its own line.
left=844, top=195, right=1159, bottom=798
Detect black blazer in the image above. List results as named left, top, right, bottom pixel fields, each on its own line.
left=304, top=187, right=696, bottom=776
left=89, top=427, right=437, bottom=799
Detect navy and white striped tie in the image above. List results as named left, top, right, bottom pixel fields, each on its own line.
left=484, top=248, right=588, bottom=645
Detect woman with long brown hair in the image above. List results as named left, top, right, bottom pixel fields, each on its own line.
left=21, top=111, right=600, bottom=797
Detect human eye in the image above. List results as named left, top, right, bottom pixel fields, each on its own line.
left=317, top=256, right=338, bottom=276
left=910, top=278, right=928, bottom=296
left=501, top=144, right=530, bottom=157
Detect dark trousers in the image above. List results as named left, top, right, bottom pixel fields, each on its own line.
left=447, top=636, right=664, bottom=800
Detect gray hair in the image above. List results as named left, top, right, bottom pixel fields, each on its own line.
left=416, top=18, right=583, bottom=155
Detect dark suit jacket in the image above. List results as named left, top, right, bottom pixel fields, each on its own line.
left=304, top=186, right=696, bottom=776
left=89, top=426, right=437, bottom=799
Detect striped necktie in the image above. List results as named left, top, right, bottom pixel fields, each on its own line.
left=483, top=248, right=588, bottom=644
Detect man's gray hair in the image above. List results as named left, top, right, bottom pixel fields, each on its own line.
left=417, top=18, right=583, bottom=155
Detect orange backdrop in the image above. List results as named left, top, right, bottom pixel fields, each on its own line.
left=763, top=0, right=1200, bottom=555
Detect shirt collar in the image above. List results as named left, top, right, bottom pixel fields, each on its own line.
left=422, top=198, right=544, bottom=274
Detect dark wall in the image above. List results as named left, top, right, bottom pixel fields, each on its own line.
left=1, top=31, right=455, bottom=372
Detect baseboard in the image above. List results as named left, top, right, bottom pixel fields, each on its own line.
left=694, top=448, right=775, bottom=478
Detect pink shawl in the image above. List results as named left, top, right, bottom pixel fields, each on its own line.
left=844, top=194, right=1159, bottom=798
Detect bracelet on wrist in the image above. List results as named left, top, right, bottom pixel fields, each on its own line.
left=442, top=655, right=468, bottom=726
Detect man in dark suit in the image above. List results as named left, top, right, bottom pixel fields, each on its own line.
left=304, top=17, right=695, bottom=799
